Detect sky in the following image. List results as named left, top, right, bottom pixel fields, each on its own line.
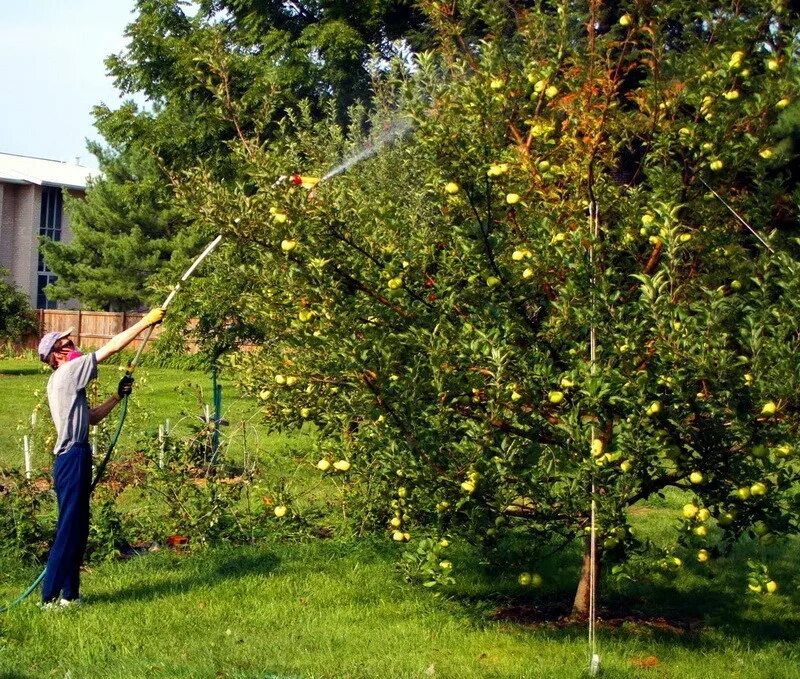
left=0, top=0, right=139, bottom=171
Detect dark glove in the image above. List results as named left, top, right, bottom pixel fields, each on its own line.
left=118, top=375, right=134, bottom=399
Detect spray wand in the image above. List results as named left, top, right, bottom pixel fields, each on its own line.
left=90, top=234, right=224, bottom=491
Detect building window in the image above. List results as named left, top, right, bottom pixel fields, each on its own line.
left=37, top=186, right=63, bottom=309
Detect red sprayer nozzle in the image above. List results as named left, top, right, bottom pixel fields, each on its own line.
left=290, top=174, right=321, bottom=189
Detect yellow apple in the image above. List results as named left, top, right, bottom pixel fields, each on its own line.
left=461, top=480, right=476, bottom=494
left=273, top=505, right=287, bottom=518
left=761, top=401, right=777, bottom=416
left=280, top=238, right=296, bottom=251
left=689, top=471, right=705, bottom=485
left=619, top=13, right=632, bottom=26
left=693, top=525, right=708, bottom=537
left=444, top=181, right=460, bottom=194
left=646, top=401, right=662, bottom=416
left=697, top=549, right=710, bottom=563
left=750, top=481, right=767, bottom=496
left=390, top=517, right=402, bottom=528
left=333, top=460, right=351, bottom=472
left=759, top=148, right=774, bottom=159
left=506, top=193, right=521, bottom=205
left=776, top=98, right=790, bottom=109
left=518, top=572, right=532, bottom=586
left=439, top=560, right=453, bottom=570
left=316, top=459, right=331, bottom=471
left=545, top=85, right=558, bottom=98
left=682, top=503, right=699, bottom=519
left=490, top=78, right=504, bottom=90
left=548, top=391, right=565, bottom=404
left=392, top=530, right=405, bottom=542
left=766, top=580, right=778, bottom=594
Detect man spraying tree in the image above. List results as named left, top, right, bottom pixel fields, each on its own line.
left=37, top=308, right=164, bottom=607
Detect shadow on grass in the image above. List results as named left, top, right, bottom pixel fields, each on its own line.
left=0, top=366, right=43, bottom=377
left=0, top=672, right=35, bottom=679
left=444, top=534, right=800, bottom=650
left=89, top=548, right=281, bottom=605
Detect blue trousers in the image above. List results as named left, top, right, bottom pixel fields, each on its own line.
left=42, top=442, right=92, bottom=602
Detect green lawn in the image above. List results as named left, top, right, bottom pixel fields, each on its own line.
left=1, top=539, right=799, bottom=679
left=2, top=358, right=799, bottom=678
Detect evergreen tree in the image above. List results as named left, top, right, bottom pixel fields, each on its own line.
left=41, top=144, right=179, bottom=310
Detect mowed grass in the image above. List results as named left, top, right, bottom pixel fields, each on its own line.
left=1, top=538, right=799, bottom=679
left=2, top=357, right=800, bottom=678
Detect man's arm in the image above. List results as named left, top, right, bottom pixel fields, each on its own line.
left=95, top=308, right=164, bottom=364
left=89, top=395, right=122, bottom=425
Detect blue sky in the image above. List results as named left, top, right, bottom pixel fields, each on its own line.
left=0, top=0, right=138, bottom=170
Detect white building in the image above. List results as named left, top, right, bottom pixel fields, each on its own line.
left=0, top=152, right=97, bottom=309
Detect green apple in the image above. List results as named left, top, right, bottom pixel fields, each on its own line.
left=273, top=213, right=288, bottom=224
left=718, top=511, right=736, bottom=526
left=300, top=407, right=311, bottom=419
left=620, top=460, right=633, bottom=473
left=603, top=537, right=619, bottom=549
left=544, top=85, right=558, bottom=98
left=709, top=159, right=724, bottom=171
left=751, top=444, right=768, bottom=458
left=646, top=401, right=662, bottom=416
left=641, top=214, right=655, bottom=227
left=490, top=78, right=504, bottom=90
left=693, top=525, right=708, bottom=537
left=750, top=481, right=767, bottom=496
left=530, top=573, right=543, bottom=587
left=723, top=89, right=740, bottom=100
left=759, top=148, right=774, bottom=159
left=439, top=560, right=453, bottom=570
left=697, top=508, right=711, bottom=522
left=736, top=486, right=752, bottom=500
left=285, top=375, right=298, bottom=386
left=436, top=501, right=450, bottom=512
left=486, top=276, right=501, bottom=287
left=298, top=309, right=313, bottom=322
left=387, top=277, right=403, bottom=290
left=518, top=572, right=532, bottom=586
left=397, top=487, right=408, bottom=498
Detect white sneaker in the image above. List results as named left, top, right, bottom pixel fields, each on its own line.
left=58, top=597, right=82, bottom=608
left=38, top=601, right=60, bottom=611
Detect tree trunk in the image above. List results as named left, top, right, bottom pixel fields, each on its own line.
left=572, top=539, right=601, bottom=619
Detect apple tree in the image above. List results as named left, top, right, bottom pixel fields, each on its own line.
left=169, top=0, right=800, bottom=614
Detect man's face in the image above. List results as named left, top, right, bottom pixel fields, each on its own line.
left=50, top=338, right=76, bottom=368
